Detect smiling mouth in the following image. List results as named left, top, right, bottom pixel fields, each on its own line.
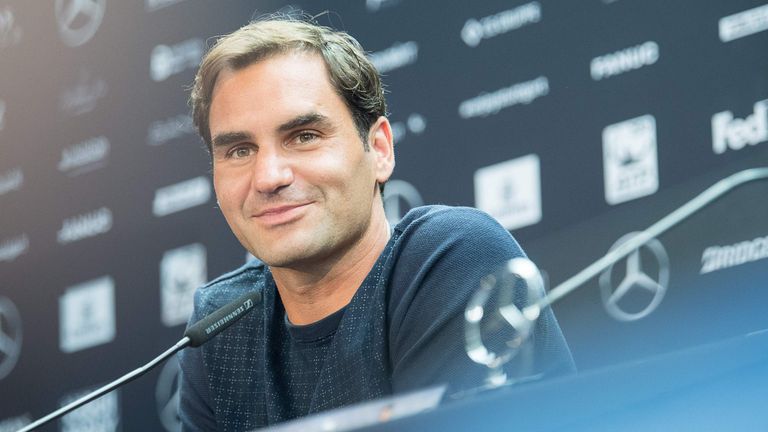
left=252, top=202, right=313, bottom=225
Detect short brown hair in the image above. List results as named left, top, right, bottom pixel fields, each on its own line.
left=190, top=17, right=387, bottom=152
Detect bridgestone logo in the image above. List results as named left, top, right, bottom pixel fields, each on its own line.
left=700, top=235, right=768, bottom=274
left=590, top=41, right=659, bottom=81
left=459, top=76, right=549, bottom=119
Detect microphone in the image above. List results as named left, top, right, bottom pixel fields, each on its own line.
left=18, top=290, right=262, bottom=432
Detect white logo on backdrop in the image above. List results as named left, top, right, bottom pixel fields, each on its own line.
left=390, top=113, right=426, bottom=143
left=383, top=180, right=424, bottom=226
left=458, top=76, right=548, bottom=119
left=160, top=243, right=206, bottom=327
left=719, top=4, right=768, bottom=42
left=155, top=356, right=181, bottom=432
left=599, top=233, right=670, bottom=321
left=58, top=136, right=110, bottom=175
left=0, top=297, right=22, bottom=380
left=0, top=6, right=22, bottom=49
left=590, top=41, right=659, bottom=81
left=369, top=41, right=418, bottom=74
left=150, top=38, right=204, bottom=82
left=60, top=386, right=119, bottom=432
left=603, top=114, right=659, bottom=205
left=59, top=69, right=108, bottom=116
left=0, top=234, right=28, bottom=263
left=701, top=234, right=768, bottom=274
left=59, top=276, right=116, bottom=353
left=147, top=114, right=195, bottom=147
left=461, top=2, right=542, bottom=47
left=153, top=176, right=212, bottom=217
left=474, top=154, right=542, bottom=231
left=0, top=168, right=23, bottom=196
left=712, top=99, right=768, bottom=154
left=366, top=0, right=401, bottom=13
left=55, top=0, right=106, bottom=47
left=145, top=0, right=188, bottom=13
left=57, top=207, right=113, bottom=244
left=0, top=99, right=6, bottom=131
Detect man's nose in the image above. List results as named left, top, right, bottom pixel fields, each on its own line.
left=251, top=146, right=294, bottom=194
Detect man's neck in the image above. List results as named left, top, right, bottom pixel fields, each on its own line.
left=270, top=206, right=391, bottom=325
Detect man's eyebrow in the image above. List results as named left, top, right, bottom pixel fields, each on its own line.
left=277, top=113, right=333, bottom=133
left=211, top=131, right=252, bottom=150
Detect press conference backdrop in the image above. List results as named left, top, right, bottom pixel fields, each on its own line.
left=1, top=0, right=767, bottom=430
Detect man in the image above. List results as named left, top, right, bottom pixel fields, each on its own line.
left=180, top=16, right=574, bottom=431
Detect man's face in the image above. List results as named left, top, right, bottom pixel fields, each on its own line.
left=208, top=52, right=393, bottom=269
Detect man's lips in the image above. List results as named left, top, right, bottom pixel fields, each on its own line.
left=252, top=202, right=313, bottom=225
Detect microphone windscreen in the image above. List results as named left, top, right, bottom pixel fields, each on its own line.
left=184, top=290, right=262, bottom=347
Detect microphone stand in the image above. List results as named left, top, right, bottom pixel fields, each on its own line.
left=17, top=338, right=191, bottom=432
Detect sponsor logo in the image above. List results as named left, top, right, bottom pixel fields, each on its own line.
left=153, top=176, right=211, bottom=217
left=147, top=114, right=194, bottom=146
left=474, top=154, right=542, bottom=231
left=59, top=276, right=116, bottom=353
left=59, top=69, right=108, bottom=116
left=599, top=233, right=670, bottom=321
left=0, top=167, right=23, bottom=196
left=459, top=76, right=548, bottom=119
left=383, top=179, right=424, bottom=226
left=603, top=114, right=658, bottom=205
left=0, top=415, right=31, bottom=432
left=57, top=207, right=113, bottom=244
left=60, top=386, right=119, bottom=432
left=461, top=2, right=542, bottom=47
left=145, top=0, right=188, bottom=12
left=369, top=41, right=418, bottom=74
left=0, top=6, right=22, bottom=50
left=701, top=234, right=768, bottom=274
left=160, top=243, right=206, bottom=327
left=58, top=136, right=110, bottom=175
left=366, top=0, right=401, bottom=12
left=55, top=0, right=106, bottom=47
left=0, top=99, right=6, bottom=130
left=0, top=297, right=22, bottom=380
left=204, top=299, right=254, bottom=336
left=155, top=357, right=181, bottom=432
left=712, top=99, right=768, bottom=154
left=719, top=4, right=768, bottom=42
left=590, top=41, right=659, bottom=81
left=151, top=38, right=204, bottom=82
left=0, top=234, right=28, bottom=263
left=390, top=113, right=426, bottom=143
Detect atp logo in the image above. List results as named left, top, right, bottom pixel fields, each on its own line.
left=599, top=232, right=670, bottom=321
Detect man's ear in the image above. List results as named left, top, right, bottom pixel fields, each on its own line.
left=368, top=116, right=395, bottom=184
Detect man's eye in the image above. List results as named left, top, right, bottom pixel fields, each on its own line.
left=296, top=132, right=318, bottom=144
left=231, top=147, right=252, bottom=158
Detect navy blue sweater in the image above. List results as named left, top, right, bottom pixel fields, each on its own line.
left=179, top=206, right=574, bottom=431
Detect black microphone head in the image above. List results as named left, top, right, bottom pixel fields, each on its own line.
left=184, top=290, right=262, bottom=347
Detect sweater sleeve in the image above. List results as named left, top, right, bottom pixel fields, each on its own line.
left=387, top=207, right=575, bottom=396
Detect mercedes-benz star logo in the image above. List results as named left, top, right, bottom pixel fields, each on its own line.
left=599, top=232, right=670, bottom=322
left=0, top=296, right=22, bottom=380
left=55, top=0, right=105, bottom=47
left=156, top=356, right=181, bottom=432
left=383, top=179, right=423, bottom=226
